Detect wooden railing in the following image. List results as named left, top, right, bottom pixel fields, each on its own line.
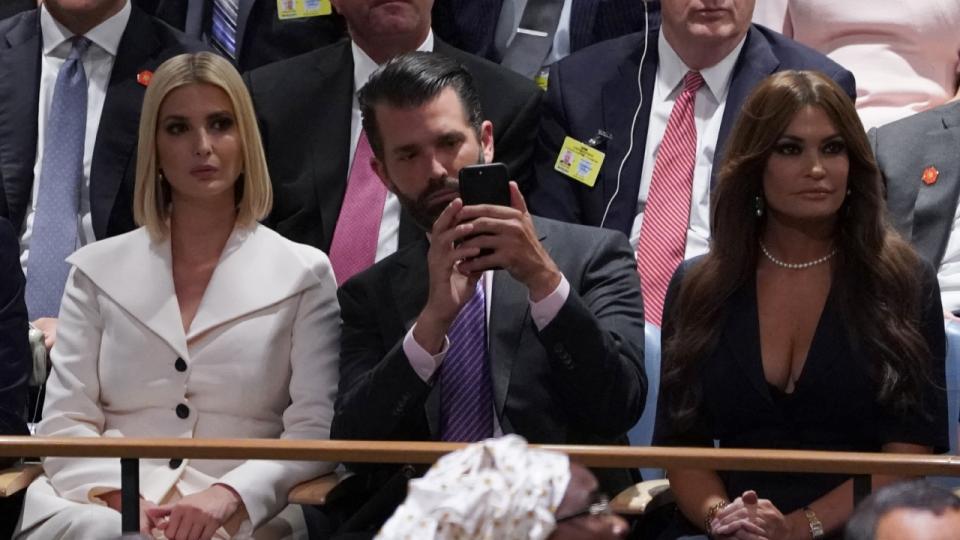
left=1, top=436, right=958, bottom=534
left=1, top=436, right=959, bottom=475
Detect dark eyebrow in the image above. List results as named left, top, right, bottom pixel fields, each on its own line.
left=392, top=143, right=419, bottom=156
left=777, top=133, right=844, bottom=143
left=438, top=132, right=466, bottom=143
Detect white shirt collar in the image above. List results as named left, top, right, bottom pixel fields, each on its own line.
left=656, top=30, right=746, bottom=103
left=40, top=0, right=131, bottom=58
left=352, top=30, right=435, bottom=92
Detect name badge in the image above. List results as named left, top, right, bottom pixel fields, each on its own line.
left=554, top=136, right=605, bottom=188
left=277, top=0, right=332, bottom=19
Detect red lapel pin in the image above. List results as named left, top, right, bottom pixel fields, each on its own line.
left=921, top=166, right=939, bottom=186
left=137, top=70, right=153, bottom=87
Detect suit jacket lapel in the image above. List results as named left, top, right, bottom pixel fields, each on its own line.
left=184, top=0, right=206, bottom=37
left=388, top=240, right=430, bottom=333
left=488, top=226, right=544, bottom=418
left=310, top=41, right=354, bottom=252
left=89, top=7, right=158, bottom=239
left=234, top=0, right=255, bottom=60
left=912, top=109, right=960, bottom=265
left=721, top=280, right=773, bottom=406
left=187, top=226, right=325, bottom=339
left=600, top=31, right=657, bottom=236
left=67, top=228, right=189, bottom=360
left=0, top=11, right=41, bottom=233
left=387, top=241, right=436, bottom=433
left=713, top=26, right=778, bottom=186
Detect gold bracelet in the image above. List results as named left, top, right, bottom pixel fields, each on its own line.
left=803, top=507, right=825, bottom=539
left=704, top=500, right=728, bottom=535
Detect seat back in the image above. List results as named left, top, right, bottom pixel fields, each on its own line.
left=931, top=320, right=960, bottom=490
left=627, top=325, right=664, bottom=480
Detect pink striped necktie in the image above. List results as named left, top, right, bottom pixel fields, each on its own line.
left=637, top=71, right=704, bottom=327
left=329, top=130, right=388, bottom=286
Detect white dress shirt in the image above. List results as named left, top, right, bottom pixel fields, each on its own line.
left=402, top=271, right=571, bottom=436
left=493, top=0, right=573, bottom=66
left=350, top=32, right=435, bottom=263
left=937, top=203, right=960, bottom=313
left=628, top=31, right=746, bottom=260
left=19, top=1, right=131, bottom=274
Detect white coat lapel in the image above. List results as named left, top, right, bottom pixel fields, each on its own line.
left=66, top=227, right=189, bottom=360
left=186, top=224, right=324, bottom=339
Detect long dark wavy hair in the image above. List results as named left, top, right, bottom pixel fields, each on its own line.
left=662, top=70, right=931, bottom=430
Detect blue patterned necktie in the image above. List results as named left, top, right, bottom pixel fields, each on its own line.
left=25, top=36, right=91, bottom=320
left=439, top=280, right=494, bottom=442
left=211, top=0, right=239, bottom=60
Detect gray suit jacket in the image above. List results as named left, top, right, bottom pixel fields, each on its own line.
left=331, top=216, right=646, bottom=494
left=871, top=101, right=960, bottom=268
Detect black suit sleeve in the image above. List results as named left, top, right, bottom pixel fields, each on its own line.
left=0, top=218, right=30, bottom=464
left=331, top=278, right=432, bottom=442
left=528, top=61, right=583, bottom=223
left=535, top=230, right=647, bottom=438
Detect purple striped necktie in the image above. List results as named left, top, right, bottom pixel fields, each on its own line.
left=636, top=70, right=704, bottom=327
left=439, top=280, right=494, bottom=442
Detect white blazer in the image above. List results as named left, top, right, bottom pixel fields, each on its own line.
left=20, top=224, right=340, bottom=533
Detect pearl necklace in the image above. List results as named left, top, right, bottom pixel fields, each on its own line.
left=759, top=241, right=837, bottom=270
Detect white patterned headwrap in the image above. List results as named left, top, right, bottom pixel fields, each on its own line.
left=375, top=435, right=571, bottom=540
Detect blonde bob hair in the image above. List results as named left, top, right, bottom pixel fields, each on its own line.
left=133, top=52, right=272, bottom=239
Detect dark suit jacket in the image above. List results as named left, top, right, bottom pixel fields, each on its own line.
left=654, top=257, right=947, bottom=521
left=871, top=101, right=960, bottom=269
left=0, top=217, right=29, bottom=462
left=332, top=217, right=646, bottom=496
left=244, top=38, right=543, bottom=253
left=0, top=0, right=34, bottom=22
left=133, top=0, right=346, bottom=72
left=528, top=25, right=857, bottom=238
left=432, top=0, right=659, bottom=64
left=0, top=7, right=205, bottom=239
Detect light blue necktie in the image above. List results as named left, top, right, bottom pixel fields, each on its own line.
left=211, top=0, right=239, bottom=60
left=439, top=280, right=494, bottom=442
left=26, top=36, right=90, bottom=320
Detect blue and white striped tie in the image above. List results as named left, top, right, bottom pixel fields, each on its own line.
left=211, top=0, right=239, bottom=60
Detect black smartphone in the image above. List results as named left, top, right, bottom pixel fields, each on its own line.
left=458, top=163, right=510, bottom=266
left=459, top=163, right=511, bottom=207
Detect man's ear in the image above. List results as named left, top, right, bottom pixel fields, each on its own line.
left=370, top=156, right=394, bottom=193
left=480, top=120, right=494, bottom=164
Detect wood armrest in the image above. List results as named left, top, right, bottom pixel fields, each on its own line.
left=288, top=470, right=352, bottom=505
left=610, top=478, right=673, bottom=515
left=0, top=463, right=42, bottom=497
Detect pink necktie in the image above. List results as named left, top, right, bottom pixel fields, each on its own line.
left=636, top=71, right=704, bottom=326
left=329, top=130, right=388, bottom=285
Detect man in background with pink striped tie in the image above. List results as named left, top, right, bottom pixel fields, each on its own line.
left=244, top=0, right=541, bottom=285
left=528, top=0, right=856, bottom=327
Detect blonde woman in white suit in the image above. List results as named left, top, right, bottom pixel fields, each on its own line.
left=15, top=52, right=340, bottom=540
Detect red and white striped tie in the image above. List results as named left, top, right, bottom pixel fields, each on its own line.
left=637, top=71, right=704, bottom=326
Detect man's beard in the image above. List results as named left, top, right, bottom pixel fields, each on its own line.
left=395, top=151, right=485, bottom=231
left=395, top=175, right=460, bottom=232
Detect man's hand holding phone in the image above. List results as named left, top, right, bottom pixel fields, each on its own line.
left=456, top=180, right=561, bottom=302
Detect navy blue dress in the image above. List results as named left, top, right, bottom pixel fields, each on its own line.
left=653, top=257, right=948, bottom=535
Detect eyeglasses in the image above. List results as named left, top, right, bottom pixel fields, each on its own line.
left=556, top=493, right=612, bottom=522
